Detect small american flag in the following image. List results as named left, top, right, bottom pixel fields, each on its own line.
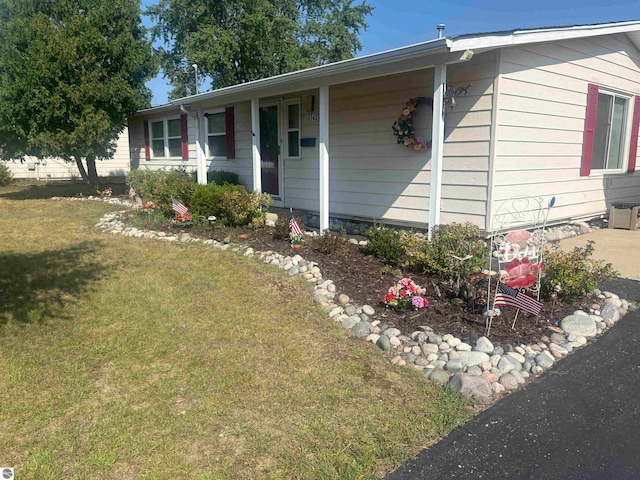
left=172, top=198, right=189, bottom=216
left=494, top=282, right=543, bottom=316
left=289, top=216, right=303, bottom=236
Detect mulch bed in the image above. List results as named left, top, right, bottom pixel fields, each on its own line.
left=173, top=223, right=587, bottom=347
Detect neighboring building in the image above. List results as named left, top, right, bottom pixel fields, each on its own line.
left=4, top=128, right=132, bottom=180
left=127, top=20, right=640, bottom=233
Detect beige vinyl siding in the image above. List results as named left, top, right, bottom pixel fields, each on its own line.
left=284, top=53, right=495, bottom=228
left=492, top=33, right=640, bottom=228
left=6, top=128, right=131, bottom=179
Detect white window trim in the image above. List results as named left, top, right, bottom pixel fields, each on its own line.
left=591, top=88, right=633, bottom=175
left=149, top=116, right=182, bottom=159
left=204, top=108, right=228, bottom=160
left=283, top=98, right=301, bottom=160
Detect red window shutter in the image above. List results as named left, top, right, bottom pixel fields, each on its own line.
left=143, top=120, right=150, bottom=161
left=225, top=106, right=235, bottom=159
left=581, top=84, right=599, bottom=176
left=627, top=96, right=640, bottom=173
left=180, top=114, right=189, bottom=160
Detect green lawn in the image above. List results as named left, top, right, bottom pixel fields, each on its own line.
left=0, top=182, right=472, bottom=479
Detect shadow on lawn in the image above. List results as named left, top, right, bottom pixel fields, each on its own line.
left=0, top=178, right=127, bottom=200
left=0, top=241, right=113, bottom=324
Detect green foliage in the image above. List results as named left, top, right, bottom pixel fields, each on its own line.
left=273, top=215, right=306, bottom=241
left=541, top=241, right=618, bottom=300
left=147, top=0, right=373, bottom=98
left=0, top=163, right=13, bottom=186
left=314, top=229, right=349, bottom=254
left=365, top=224, right=406, bottom=265
left=126, top=169, right=196, bottom=217
left=409, top=223, right=489, bottom=282
left=207, top=170, right=240, bottom=185
left=0, top=0, right=156, bottom=182
left=189, top=183, right=272, bottom=227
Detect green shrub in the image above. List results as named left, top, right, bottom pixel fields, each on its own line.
left=0, top=163, right=14, bottom=186
left=207, top=170, right=240, bottom=185
left=541, top=241, right=618, bottom=300
left=365, top=224, right=406, bottom=265
left=314, top=229, right=349, bottom=254
left=126, top=169, right=196, bottom=217
left=273, top=214, right=306, bottom=241
left=188, top=183, right=272, bottom=227
left=416, top=223, right=489, bottom=282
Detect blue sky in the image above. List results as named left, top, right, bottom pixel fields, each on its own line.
left=143, top=0, right=640, bottom=106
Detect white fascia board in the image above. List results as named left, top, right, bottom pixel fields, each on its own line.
left=449, top=20, right=640, bottom=52
left=134, top=38, right=450, bottom=116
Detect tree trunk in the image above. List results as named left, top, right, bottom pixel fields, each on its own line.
left=74, top=156, right=89, bottom=182
left=86, top=155, right=100, bottom=188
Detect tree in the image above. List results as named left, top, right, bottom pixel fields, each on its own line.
left=0, top=0, right=156, bottom=184
left=148, top=0, right=373, bottom=99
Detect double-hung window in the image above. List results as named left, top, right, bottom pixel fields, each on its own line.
left=581, top=84, right=640, bottom=176
left=205, top=110, right=227, bottom=158
left=150, top=118, right=181, bottom=158
left=592, top=90, right=629, bottom=171
left=284, top=99, right=301, bottom=159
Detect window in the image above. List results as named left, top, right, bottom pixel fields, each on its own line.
left=206, top=111, right=227, bottom=158
left=592, top=91, right=629, bottom=171
left=150, top=118, right=181, bottom=158
left=285, top=100, right=300, bottom=158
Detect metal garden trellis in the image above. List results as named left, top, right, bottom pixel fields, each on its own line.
left=486, top=196, right=556, bottom=336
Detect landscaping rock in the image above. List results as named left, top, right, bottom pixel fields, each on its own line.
left=457, top=351, right=491, bottom=367
left=448, top=373, right=492, bottom=400
left=560, top=314, right=597, bottom=337
left=445, top=358, right=463, bottom=371
left=342, top=316, right=360, bottom=330
left=536, top=351, right=555, bottom=369
left=383, top=328, right=401, bottom=338
left=337, top=294, right=350, bottom=305
left=352, top=321, right=372, bottom=338
left=474, top=336, right=494, bottom=353
left=427, top=369, right=450, bottom=385
left=499, top=373, right=519, bottom=390
left=362, top=305, right=375, bottom=316
left=600, top=303, right=621, bottom=322
left=376, top=335, right=391, bottom=351
left=428, top=333, right=442, bottom=345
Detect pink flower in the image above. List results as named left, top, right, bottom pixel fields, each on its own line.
left=388, top=286, right=397, bottom=296
left=412, top=296, right=428, bottom=309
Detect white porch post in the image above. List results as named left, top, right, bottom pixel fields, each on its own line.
left=319, top=86, right=330, bottom=232
left=251, top=97, right=262, bottom=193
left=428, top=64, right=447, bottom=239
left=196, top=109, right=206, bottom=184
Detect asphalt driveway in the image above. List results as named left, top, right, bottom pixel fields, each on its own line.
left=386, top=278, right=640, bottom=480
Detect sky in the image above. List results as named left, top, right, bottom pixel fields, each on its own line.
left=143, top=0, right=640, bottom=106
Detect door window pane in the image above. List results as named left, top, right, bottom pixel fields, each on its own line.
left=288, top=131, right=299, bottom=157
left=288, top=103, right=299, bottom=129
left=593, top=92, right=628, bottom=171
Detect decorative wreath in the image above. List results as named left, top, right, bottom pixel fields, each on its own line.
left=392, top=96, right=433, bottom=151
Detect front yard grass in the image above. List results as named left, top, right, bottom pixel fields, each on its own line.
left=0, top=184, right=473, bottom=479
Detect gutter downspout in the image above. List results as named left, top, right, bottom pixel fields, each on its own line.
left=180, top=104, right=206, bottom=184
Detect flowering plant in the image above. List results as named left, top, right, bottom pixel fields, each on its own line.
left=141, top=201, right=156, bottom=213
left=100, top=187, right=113, bottom=198
left=392, top=97, right=433, bottom=151
left=384, top=278, right=429, bottom=310
left=174, top=212, right=193, bottom=223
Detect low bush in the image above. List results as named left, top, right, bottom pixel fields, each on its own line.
left=417, top=223, right=489, bottom=282
left=314, top=229, right=349, bottom=254
left=126, top=169, right=196, bottom=217
left=273, top=214, right=306, bottom=240
left=207, top=170, right=240, bottom=185
left=0, top=163, right=14, bottom=186
left=365, top=224, right=406, bottom=265
left=541, top=241, right=618, bottom=300
left=189, top=183, right=272, bottom=227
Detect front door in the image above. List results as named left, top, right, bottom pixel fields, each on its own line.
left=259, top=103, right=283, bottom=205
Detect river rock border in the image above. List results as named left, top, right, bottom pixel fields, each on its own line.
left=54, top=196, right=633, bottom=401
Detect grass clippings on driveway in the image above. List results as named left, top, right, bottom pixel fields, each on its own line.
left=0, top=183, right=473, bottom=479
